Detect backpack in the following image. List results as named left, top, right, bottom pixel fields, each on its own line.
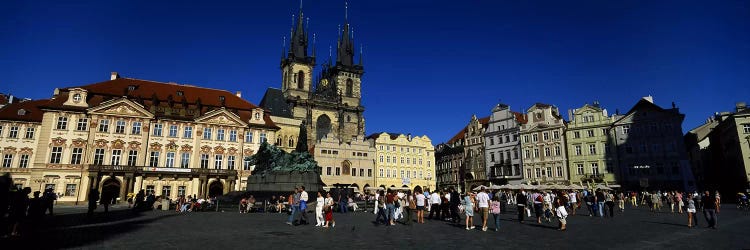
left=536, top=195, right=543, bottom=203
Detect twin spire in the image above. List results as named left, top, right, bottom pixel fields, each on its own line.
left=281, top=1, right=362, bottom=69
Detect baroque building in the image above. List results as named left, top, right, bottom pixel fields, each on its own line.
left=520, top=103, right=568, bottom=184
left=0, top=73, right=279, bottom=203
left=369, top=133, right=435, bottom=191
left=611, top=96, right=694, bottom=191
left=483, top=104, right=526, bottom=185
left=566, top=102, right=618, bottom=187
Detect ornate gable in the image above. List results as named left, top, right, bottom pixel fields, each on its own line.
left=88, top=98, right=154, bottom=118
left=195, top=108, right=247, bottom=127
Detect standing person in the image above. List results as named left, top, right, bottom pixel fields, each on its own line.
left=596, top=190, right=606, bottom=217
left=677, top=192, right=684, bottom=214
left=9, top=187, right=31, bottom=237
left=43, top=188, right=57, bottom=216
left=373, top=190, right=380, bottom=215
left=415, top=187, right=426, bottom=224
left=449, top=188, right=461, bottom=224
left=375, top=190, right=387, bottom=224
left=650, top=191, right=660, bottom=214
left=133, top=190, right=144, bottom=211
left=476, top=187, right=490, bottom=231
left=315, top=192, right=325, bottom=227
left=463, top=191, right=475, bottom=230
left=605, top=191, right=615, bottom=218
left=490, top=196, right=501, bottom=231
left=702, top=191, right=718, bottom=229
left=385, top=190, right=396, bottom=226
left=686, top=193, right=697, bottom=228
left=286, top=188, right=298, bottom=225
left=568, top=190, right=578, bottom=215
left=297, top=186, right=309, bottom=225
left=617, top=192, right=625, bottom=212
left=100, top=191, right=111, bottom=213
left=88, top=188, right=100, bottom=216
left=0, top=173, right=11, bottom=237
left=338, top=193, right=348, bottom=214
left=428, top=190, right=441, bottom=220
left=404, top=190, right=414, bottom=225
left=28, top=191, right=44, bottom=233
left=516, top=189, right=528, bottom=223
left=555, top=199, right=568, bottom=231
left=532, top=191, right=544, bottom=223
left=323, top=192, right=335, bottom=228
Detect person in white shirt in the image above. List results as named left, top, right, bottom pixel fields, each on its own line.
left=296, top=186, right=309, bottom=225
left=428, top=191, right=442, bottom=220
left=569, top=191, right=578, bottom=215
left=374, top=192, right=380, bottom=214
left=555, top=199, right=568, bottom=231
left=476, top=187, right=491, bottom=231
left=415, top=189, right=426, bottom=223
left=315, top=192, right=325, bottom=226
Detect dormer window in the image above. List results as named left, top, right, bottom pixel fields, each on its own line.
left=219, top=96, right=225, bottom=102
left=177, top=91, right=184, bottom=96
left=72, top=93, right=82, bottom=102
left=128, top=85, right=136, bottom=91
left=17, top=109, right=26, bottom=116
left=254, top=112, right=261, bottom=120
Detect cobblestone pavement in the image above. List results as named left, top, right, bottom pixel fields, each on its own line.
left=3, top=204, right=749, bottom=249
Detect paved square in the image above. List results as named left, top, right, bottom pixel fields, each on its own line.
left=3, top=204, right=749, bottom=249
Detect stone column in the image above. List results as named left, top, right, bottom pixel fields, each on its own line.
left=119, top=176, right=129, bottom=202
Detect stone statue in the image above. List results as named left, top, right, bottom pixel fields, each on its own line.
left=246, top=141, right=318, bottom=176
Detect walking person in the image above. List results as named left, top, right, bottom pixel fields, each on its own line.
left=449, top=188, right=461, bottom=224
left=686, top=193, right=697, bottom=228
left=297, top=186, right=309, bottom=225
left=285, top=188, right=298, bottom=225
left=386, top=190, right=397, bottom=226
left=617, top=192, right=625, bottom=212
left=415, top=187, right=426, bottom=224
left=476, top=187, right=490, bottom=231
left=605, top=191, right=615, bottom=218
left=9, top=187, right=31, bottom=237
left=596, top=190, right=606, bottom=217
left=404, top=190, right=414, bottom=225
left=375, top=190, right=387, bottom=225
left=463, top=191, right=475, bottom=230
left=516, top=189, right=527, bottom=223
left=568, top=190, right=578, bottom=215
left=428, top=190, right=441, bottom=220
left=532, top=190, right=544, bottom=223
left=323, top=192, right=335, bottom=228
left=315, top=192, right=325, bottom=227
left=490, top=195, right=501, bottom=231
left=555, top=199, right=568, bottom=231
left=43, top=188, right=57, bottom=216
left=702, top=191, right=719, bottom=229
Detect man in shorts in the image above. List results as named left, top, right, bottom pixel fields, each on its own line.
left=476, top=187, right=490, bottom=231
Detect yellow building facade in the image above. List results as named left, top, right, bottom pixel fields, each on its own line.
left=369, top=133, right=435, bottom=191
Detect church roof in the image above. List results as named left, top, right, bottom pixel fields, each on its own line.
left=259, top=88, right=293, bottom=118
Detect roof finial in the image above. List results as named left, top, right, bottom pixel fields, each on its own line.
left=329, top=44, right=333, bottom=63
left=358, top=44, right=363, bottom=65
left=345, top=0, right=348, bottom=21
left=281, top=36, right=286, bottom=59
left=312, top=33, right=316, bottom=57
left=300, top=0, right=303, bottom=10
left=306, top=17, right=309, bottom=31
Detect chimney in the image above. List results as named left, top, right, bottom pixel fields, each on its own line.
left=110, top=72, right=120, bottom=80
left=642, top=95, right=654, bottom=103
left=736, top=102, right=747, bottom=112
left=235, top=91, right=242, bottom=98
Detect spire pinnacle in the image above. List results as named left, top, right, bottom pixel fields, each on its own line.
left=345, top=0, right=348, bottom=21
left=312, top=33, right=316, bottom=58
left=359, top=44, right=363, bottom=65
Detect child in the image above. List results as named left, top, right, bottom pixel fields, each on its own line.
left=555, top=200, right=568, bottom=231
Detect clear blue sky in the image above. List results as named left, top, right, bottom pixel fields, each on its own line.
left=1, top=0, right=749, bottom=143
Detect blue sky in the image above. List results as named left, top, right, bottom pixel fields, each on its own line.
left=1, top=0, right=749, bottom=143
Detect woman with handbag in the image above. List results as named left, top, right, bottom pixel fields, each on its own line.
left=463, top=191, right=475, bottom=230
left=323, top=192, right=335, bottom=228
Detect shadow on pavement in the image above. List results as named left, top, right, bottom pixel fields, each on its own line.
left=1, top=209, right=179, bottom=248
left=640, top=220, right=688, bottom=228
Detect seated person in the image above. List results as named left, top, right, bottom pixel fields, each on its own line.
left=247, top=195, right=256, bottom=213
left=240, top=198, right=248, bottom=213
left=347, top=196, right=359, bottom=212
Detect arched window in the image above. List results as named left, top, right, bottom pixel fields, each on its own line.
left=288, top=137, right=294, bottom=147
left=297, top=70, right=305, bottom=89
left=345, top=78, right=353, bottom=97
left=347, top=115, right=351, bottom=122
left=316, top=114, right=331, bottom=141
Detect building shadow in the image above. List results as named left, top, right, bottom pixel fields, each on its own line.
left=640, top=220, right=687, bottom=228
left=1, top=210, right=179, bottom=248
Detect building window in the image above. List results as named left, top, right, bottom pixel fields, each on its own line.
left=245, top=131, right=253, bottom=143
left=178, top=152, right=189, bottom=168
left=200, top=154, right=209, bottom=169
left=24, top=127, right=35, bottom=139
left=214, top=155, right=223, bottom=169
left=184, top=126, right=193, bottom=138
left=542, top=132, right=549, bottom=141
left=513, top=149, right=519, bottom=159
left=115, top=120, right=126, bottom=134
left=8, top=126, right=18, bottom=138
left=327, top=167, right=332, bottom=175
left=335, top=167, right=341, bottom=176
left=132, top=122, right=141, bottom=134
left=149, top=152, right=159, bottom=167
left=544, top=147, right=551, bottom=157
left=532, top=134, right=538, bottom=142
left=523, top=135, right=529, bottom=143
left=554, top=146, right=560, bottom=156
left=524, top=150, right=530, bottom=159
left=535, top=168, right=541, bottom=178
left=65, top=184, right=76, bottom=197
left=229, top=130, right=237, bottom=142
left=217, top=129, right=225, bottom=141
left=18, top=154, right=29, bottom=168
left=622, top=125, right=630, bottom=134
left=73, top=118, right=86, bottom=131
left=2, top=154, right=12, bottom=168
left=368, top=169, right=373, bottom=177
left=165, top=152, right=175, bottom=168
left=533, top=149, right=539, bottom=158
left=545, top=167, right=552, bottom=177
left=297, top=70, right=305, bottom=89
left=345, top=79, right=353, bottom=97
left=589, top=144, right=597, bottom=155
left=67, top=148, right=82, bottom=165
left=243, top=158, right=252, bottom=170
left=573, top=131, right=580, bottom=139
left=168, top=125, right=178, bottom=137
left=591, top=163, right=599, bottom=175
left=553, top=131, right=560, bottom=139
left=93, top=149, right=105, bottom=165
left=111, top=149, right=122, bottom=165
left=128, top=150, right=138, bottom=166
left=260, top=133, right=267, bottom=143
left=379, top=169, right=384, bottom=177
left=743, top=124, right=750, bottom=134
left=56, top=116, right=68, bottom=130
left=98, top=119, right=109, bottom=132
left=227, top=155, right=235, bottom=170
left=577, top=164, right=584, bottom=175
left=146, top=185, right=155, bottom=195
left=490, top=153, right=495, bottom=162
left=203, top=128, right=212, bottom=140
left=153, top=123, right=163, bottom=136
left=587, top=130, right=594, bottom=137
left=161, top=186, right=172, bottom=197
left=178, top=186, right=186, bottom=197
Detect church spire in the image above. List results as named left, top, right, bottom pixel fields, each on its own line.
left=336, top=1, right=355, bottom=67
left=282, top=0, right=315, bottom=66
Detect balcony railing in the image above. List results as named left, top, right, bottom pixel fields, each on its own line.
left=582, top=173, right=605, bottom=181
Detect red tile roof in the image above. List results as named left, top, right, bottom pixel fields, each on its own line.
left=0, top=99, right=48, bottom=122
left=446, top=116, right=490, bottom=145
left=511, top=111, right=528, bottom=124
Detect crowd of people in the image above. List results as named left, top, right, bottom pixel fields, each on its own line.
left=0, top=173, right=58, bottom=237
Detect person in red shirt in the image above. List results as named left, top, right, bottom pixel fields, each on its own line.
left=386, top=190, right=396, bottom=225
